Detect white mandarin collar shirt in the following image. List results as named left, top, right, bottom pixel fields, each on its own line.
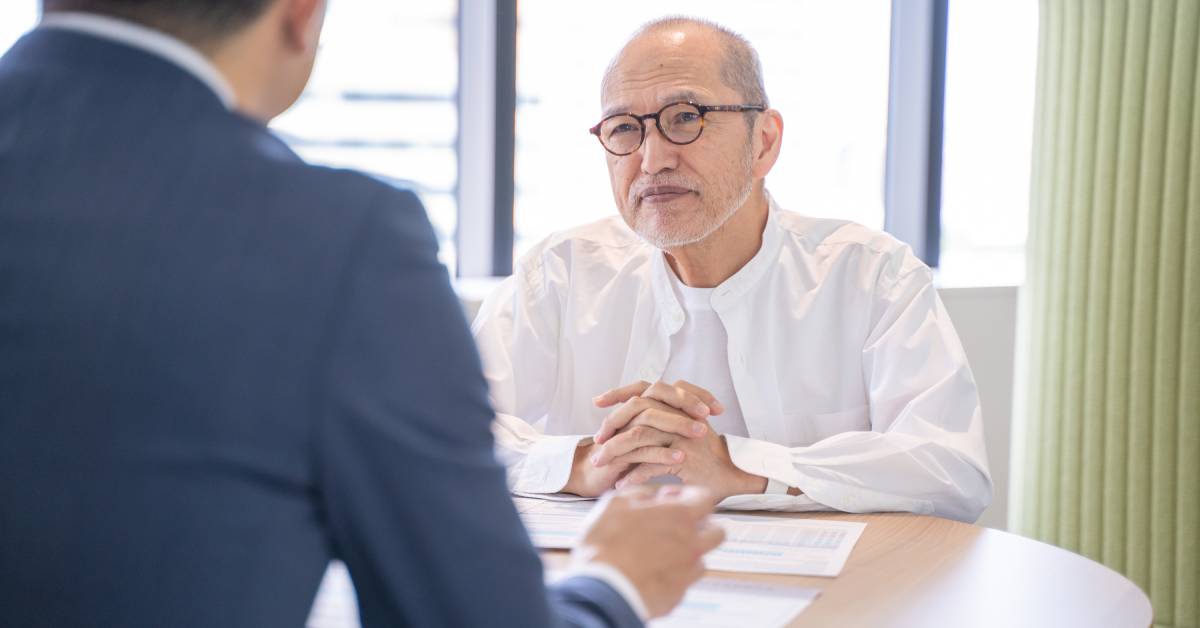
left=474, top=195, right=992, bottom=522
left=40, top=12, right=237, bottom=110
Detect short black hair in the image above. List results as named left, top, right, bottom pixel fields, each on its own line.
left=43, top=0, right=274, bottom=43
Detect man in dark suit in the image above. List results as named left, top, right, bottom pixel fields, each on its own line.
left=0, top=1, right=724, bottom=626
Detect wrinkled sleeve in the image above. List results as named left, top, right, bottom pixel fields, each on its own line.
left=472, top=257, right=590, bottom=495
left=723, top=257, right=992, bottom=523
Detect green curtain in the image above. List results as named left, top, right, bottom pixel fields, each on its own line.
left=1019, top=1, right=1200, bottom=626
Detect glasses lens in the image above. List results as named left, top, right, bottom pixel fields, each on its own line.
left=599, top=115, right=643, bottom=154
left=660, top=103, right=704, bottom=144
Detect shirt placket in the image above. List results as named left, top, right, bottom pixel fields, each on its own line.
left=637, top=305, right=680, bottom=382
left=713, top=282, right=787, bottom=445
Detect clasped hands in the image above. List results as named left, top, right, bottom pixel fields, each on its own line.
left=562, top=380, right=766, bottom=502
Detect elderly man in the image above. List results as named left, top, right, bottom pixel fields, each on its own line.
left=473, top=17, right=992, bottom=522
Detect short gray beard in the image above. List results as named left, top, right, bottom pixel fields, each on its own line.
left=638, top=180, right=752, bottom=249
left=631, top=146, right=755, bottom=249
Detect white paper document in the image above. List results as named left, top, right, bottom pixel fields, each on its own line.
left=512, top=490, right=596, bottom=502
left=649, top=577, right=819, bottom=628
left=547, top=570, right=819, bottom=628
left=515, top=497, right=866, bottom=577
left=707, top=514, right=865, bottom=576
left=514, top=496, right=598, bottom=548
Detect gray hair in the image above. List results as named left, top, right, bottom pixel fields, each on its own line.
left=602, top=16, right=770, bottom=111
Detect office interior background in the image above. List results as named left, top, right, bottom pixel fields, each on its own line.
left=3, top=1, right=1195, bottom=626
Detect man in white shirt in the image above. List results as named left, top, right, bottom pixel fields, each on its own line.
left=474, top=17, right=993, bottom=522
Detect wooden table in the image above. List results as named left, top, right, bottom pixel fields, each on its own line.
left=310, top=512, right=1152, bottom=627
left=542, top=512, right=1153, bottom=627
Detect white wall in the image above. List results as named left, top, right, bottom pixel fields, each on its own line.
left=938, top=286, right=1018, bottom=529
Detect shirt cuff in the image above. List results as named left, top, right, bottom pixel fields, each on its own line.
left=723, top=435, right=935, bottom=515
left=764, top=477, right=792, bottom=495
left=717, top=492, right=829, bottom=511
left=724, top=434, right=800, bottom=488
left=566, top=561, right=650, bottom=622
left=512, top=434, right=591, bottom=494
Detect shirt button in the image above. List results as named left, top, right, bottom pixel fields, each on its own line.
left=737, top=353, right=747, bottom=367
left=672, top=311, right=684, bottom=325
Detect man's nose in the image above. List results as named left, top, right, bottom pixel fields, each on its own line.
left=638, top=122, right=679, bottom=175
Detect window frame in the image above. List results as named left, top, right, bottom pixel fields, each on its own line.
left=464, top=0, right=949, bottom=277
left=884, top=0, right=948, bottom=268
left=4, top=0, right=948, bottom=276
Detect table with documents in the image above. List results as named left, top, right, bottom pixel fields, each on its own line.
left=309, top=498, right=866, bottom=628
left=518, top=496, right=862, bottom=627
left=308, top=497, right=1152, bottom=628
left=515, top=497, right=864, bottom=578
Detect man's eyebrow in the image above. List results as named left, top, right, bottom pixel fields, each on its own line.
left=601, top=90, right=703, bottom=118
left=660, top=90, right=701, bottom=104
left=601, top=104, right=630, bottom=118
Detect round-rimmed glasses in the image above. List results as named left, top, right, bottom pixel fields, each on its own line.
left=589, top=101, right=765, bottom=156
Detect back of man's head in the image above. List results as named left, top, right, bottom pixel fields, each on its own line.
left=43, top=0, right=273, bottom=45
left=43, top=0, right=326, bottom=120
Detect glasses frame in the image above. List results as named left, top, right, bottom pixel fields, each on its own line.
left=588, top=101, right=766, bottom=156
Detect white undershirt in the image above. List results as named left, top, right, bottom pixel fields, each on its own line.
left=659, top=269, right=749, bottom=437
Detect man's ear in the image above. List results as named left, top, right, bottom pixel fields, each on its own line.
left=281, top=0, right=325, bottom=52
left=751, top=109, right=783, bottom=180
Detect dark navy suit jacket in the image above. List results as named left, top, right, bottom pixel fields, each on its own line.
left=0, top=27, right=639, bottom=628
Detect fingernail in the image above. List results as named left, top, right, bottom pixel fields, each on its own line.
left=590, top=454, right=600, bottom=465
left=692, top=423, right=706, bottom=435
left=697, top=403, right=710, bottom=416
left=672, top=450, right=684, bottom=461
left=592, top=395, right=603, bottom=404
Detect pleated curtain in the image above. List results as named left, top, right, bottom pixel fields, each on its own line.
left=1017, top=1, right=1200, bottom=626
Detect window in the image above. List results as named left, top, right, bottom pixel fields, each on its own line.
left=2, top=2, right=461, bottom=274
left=271, top=1, right=460, bottom=274
left=6, top=1, right=1032, bottom=288
left=938, top=2, right=1038, bottom=286
left=0, top=2, right=38, bottom=54
left=512, top=0, right=892, bottom=259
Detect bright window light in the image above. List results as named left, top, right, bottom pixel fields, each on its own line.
left=939, top=1, right=1038, bottom=287
left=270, top=1, right=460, bottom=274
left=514, top=1, right=892, bottom=259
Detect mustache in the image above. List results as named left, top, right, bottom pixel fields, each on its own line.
left=627, top=174, right=699, bottom=205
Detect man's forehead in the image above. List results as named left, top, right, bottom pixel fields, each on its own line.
left=601, top=62, right=728, bottom=116
left=600, top=27, right=727, bottom=115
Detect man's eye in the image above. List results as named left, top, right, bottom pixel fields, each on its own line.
left=610, top=123, right=639, bottom=135
left=672, top=112, right=701, bottom=124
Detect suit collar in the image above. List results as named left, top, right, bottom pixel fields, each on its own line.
left=38, top=12, right=236, bottom=110
left=4, top=26, right=231, bottom=119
